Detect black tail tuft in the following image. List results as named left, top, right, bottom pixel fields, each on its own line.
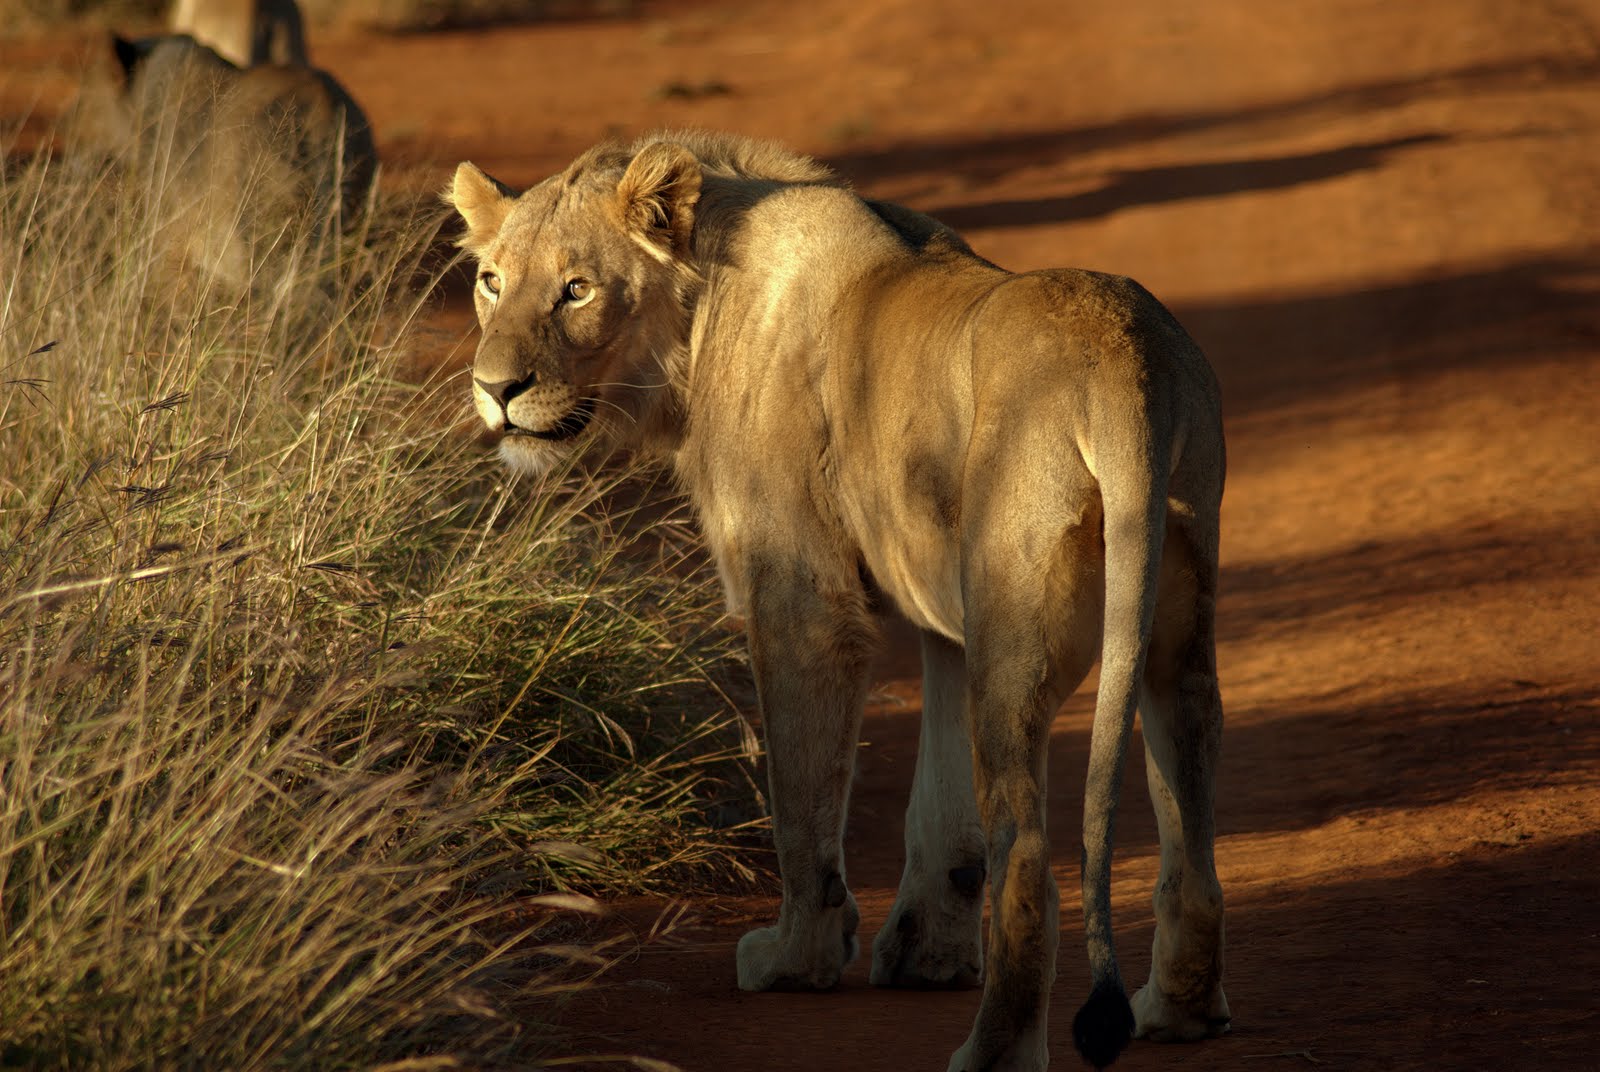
left=1072, top=982, right=1135, bottom=1068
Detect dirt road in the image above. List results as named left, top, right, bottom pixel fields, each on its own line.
left=9, top=1, right=1597, bottom=1067
left=328, top=2, right=1599, bottom=1069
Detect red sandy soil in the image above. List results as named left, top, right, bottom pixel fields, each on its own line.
left=5, top=1, right=1599, bottom=1068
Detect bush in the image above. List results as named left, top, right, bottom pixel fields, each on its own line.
left=0, top=118, right=753, bottom=1069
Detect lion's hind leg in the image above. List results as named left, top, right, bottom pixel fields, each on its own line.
left=947, top=511, right=1108, bottom=1069
left=947, top=604, right=1059, bottom=1072
left=1131, top=515, right=1230, bottom=1041
left=871, top=629, right=986, bottom=989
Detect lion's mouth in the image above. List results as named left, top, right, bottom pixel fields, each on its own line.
left=508, top=397, right=597, bottom=442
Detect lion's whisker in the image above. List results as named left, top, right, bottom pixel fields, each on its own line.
left=590, top=396, right=640, bottom=427
left=588, top=378, right=671, bottom=392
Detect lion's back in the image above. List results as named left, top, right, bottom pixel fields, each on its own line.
left=221, top=63, right=377, bottom=218
left=70, top=35, right=375, bottom=287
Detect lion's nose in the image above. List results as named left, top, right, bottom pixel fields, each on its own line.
left=474, top=375, right=532, bottom=412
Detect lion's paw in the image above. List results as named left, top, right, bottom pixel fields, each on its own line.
left=870, top=900, right=982, bottom=988
left=735, top=893, right=859, bottom=991
left=946, top=1037, right=975, bottom=1072
left=945, top=1026, right=1048, bottom=1072
left=1131, top=978, right=1231, bottom=1042
left=871, top=863, right=985, bottom=988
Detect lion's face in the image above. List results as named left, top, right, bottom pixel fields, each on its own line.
left=448, top=145, right=702, bottom=475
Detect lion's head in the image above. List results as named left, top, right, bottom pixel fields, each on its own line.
left=447, top=142, right=704, bottom=475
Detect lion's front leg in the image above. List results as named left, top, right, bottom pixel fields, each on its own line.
left=872, top=629, right=986, bottom=989
left=735, top=561, right=877, bottom=992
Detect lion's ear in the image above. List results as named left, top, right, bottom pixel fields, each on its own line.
left=110, top=34, right=144, bottom=88
left=448, top=162, right=516, bottom=252
left=614, top=142, right=701, bottom=262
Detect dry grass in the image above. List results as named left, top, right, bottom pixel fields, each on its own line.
left=0, top=115, right=755, bottom=1069
left=0, top=1, right=635, bottom=36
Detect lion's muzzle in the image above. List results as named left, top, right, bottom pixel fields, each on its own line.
left=508, top=394, right=596, bottom=441
left=471, top=374, right=594, bottom=441
left=470, top=323, right=596, bottom=441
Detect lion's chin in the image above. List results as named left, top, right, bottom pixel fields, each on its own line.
left=496, top=435, right=576, bottom=477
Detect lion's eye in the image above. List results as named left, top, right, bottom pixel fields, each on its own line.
left=477, top=271, right=501, bottom=301
left=563, top=279, right=595, bottom=307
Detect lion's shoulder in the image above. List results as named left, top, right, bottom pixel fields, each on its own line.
left=222, top=63, right=377, bottom=210
left=224, top=62, right=370, bottom=142
left=70, top=32, right=375, bottom=286
left=862, top=199, right=986, bottom=260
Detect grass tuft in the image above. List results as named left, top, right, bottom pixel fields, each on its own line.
left=0, top=113, right=754, bottom=1069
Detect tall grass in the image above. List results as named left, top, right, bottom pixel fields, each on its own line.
left=0, top=1, right=631, bottom=36
left=0, top=117, right=755, bottom=1069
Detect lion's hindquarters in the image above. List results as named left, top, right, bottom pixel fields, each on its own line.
left=135, top=46, right=374, bottom=290
left=959, top=269, right=1224, bottom=1068
left=949, top=384, right=1108, bottom=1067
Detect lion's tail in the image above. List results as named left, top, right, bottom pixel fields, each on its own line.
left=1072, top=415, right=1171, bottom=1069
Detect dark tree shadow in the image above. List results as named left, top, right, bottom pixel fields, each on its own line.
left=921, top=134, right=1445, bottom=231
left=1218, top=522, right=1600, bottom=646
left=1027, top=682, right=1600, bottom=852
left=1175, top=255, right=1600, bottom=420
left=824, top=53, right=1599, bottom=189
left=1135, top=833, right=1600, bottom=1070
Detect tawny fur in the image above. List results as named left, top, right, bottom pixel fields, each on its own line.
left=71, top=34, right=375, bottom=290
left=448, top=130, right=1232, bottom=1071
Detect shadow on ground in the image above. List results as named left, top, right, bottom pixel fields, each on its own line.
left=1219, top=519, right=1600, bottom=646
left=1160, top=832, right=1600, bottom=1071
left=855, top=634, right=1599, bottom=859
left=825, top=52, right=1600, bottom=189
left=922, top=133, right=1445, bottom=231
left=1178, top=255, right=1600, bottom=418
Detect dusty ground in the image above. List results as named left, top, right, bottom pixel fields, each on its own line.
left=5, top=1, right=1598, bottom=1068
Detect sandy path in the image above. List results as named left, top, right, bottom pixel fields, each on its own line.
left=8, top=1, right=1596, bottom=1067
left=323, top=2, right=1600, bottom=1068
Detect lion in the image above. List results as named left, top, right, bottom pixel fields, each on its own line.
left=447, top=131, right=1231, bottom=1071
left=168, top=0, right=309, bottom=67
left=70, top=33, right=375, bottom=290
